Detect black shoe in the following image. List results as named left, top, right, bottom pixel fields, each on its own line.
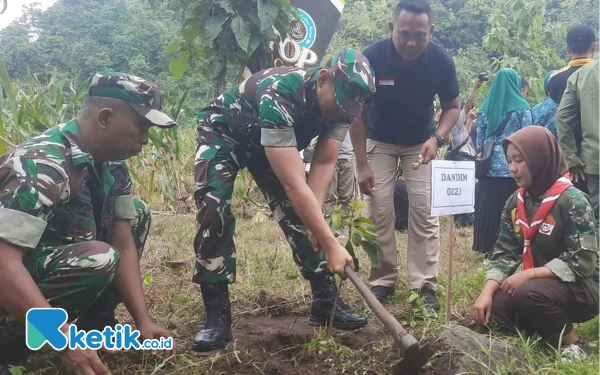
left=418, top=286, right=440, bottom=312
left=0, top=323, right=30, bottom=369
left=371, top=285, right=395, bottom=303
left=76, top=287, right=122, bottom=332
left=76, top=311, right=118, bottom=332
left=193, top=283, right=233, bottom=352
left=307, top=273, right=368, bottom=330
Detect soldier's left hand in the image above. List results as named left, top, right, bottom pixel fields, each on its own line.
left=419, top=137, right=439, bottom=164
left=500, top=270, right=534, bottom=296
left=138, top=320, right=177, bottom=357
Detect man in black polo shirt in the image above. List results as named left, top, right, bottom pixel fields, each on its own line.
left=350, top=0, right=460, bottom=310
left=548, top=25, right=596, bottom=105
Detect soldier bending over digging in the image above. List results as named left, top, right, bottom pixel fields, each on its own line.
left=192, top=48, right=377, bottom=351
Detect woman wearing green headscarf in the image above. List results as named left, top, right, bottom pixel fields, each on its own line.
left=473, top=68, right=533, bottom=256
left=532, top=70, right=559, bottom=138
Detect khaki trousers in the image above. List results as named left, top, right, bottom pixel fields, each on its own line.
left=365, top=139, right=440, bottom=290
left=325, top=158, right=356, bottom=214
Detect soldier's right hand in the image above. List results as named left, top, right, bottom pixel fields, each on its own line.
left=357, top=165, right=375, bottom=196
left=325, top=242, right=355, bottom=279
left=59, top=347, right=112, bottom=375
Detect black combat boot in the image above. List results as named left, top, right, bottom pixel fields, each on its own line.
left=76, top=291, right=120, bottom=331
left=0, top=323, right=30, bottom=373
left=192, top=283, right=232, bottom=352
left=307, top=273, right=367, bottom=330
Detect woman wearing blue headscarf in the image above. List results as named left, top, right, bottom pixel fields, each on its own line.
left=473, top=68, right=534, bottom=256
left=531, top=70, right=559, bottom=138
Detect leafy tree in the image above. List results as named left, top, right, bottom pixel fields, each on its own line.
left=0, top=0, right=214, bottom=125
left=452, top=45, right=490, bottom=100
left=324, top=0, right=392, bottom=63
left=546, top=0, right=599, bottom=60
left=151, top=0, right=297, bottom=96
left=430, top=0, right=494, bottom=51
left=482, top=0, right=566, bottom=103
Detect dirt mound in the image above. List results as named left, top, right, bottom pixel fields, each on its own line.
left=252, top=289, right=297, bottom=316
left=234, top=313, right=386, bottom=350
left=189, top=314, right=389, bottom=374
left=25, top=313, right=456, bottom=374
left=187, top=314, right=456, bottom=375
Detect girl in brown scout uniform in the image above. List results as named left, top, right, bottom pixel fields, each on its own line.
left=471, top=126, right=599, bottom=362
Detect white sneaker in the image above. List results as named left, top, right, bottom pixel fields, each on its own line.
left=561, top=341, right=589, bottom=363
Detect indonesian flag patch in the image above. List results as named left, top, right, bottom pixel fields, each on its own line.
left=379, top=76, right=395, bottom=86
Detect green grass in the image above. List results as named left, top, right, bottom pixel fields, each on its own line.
left=22, top=202, right=599, bottom=374
left=3, top=53, right=595, bottom=375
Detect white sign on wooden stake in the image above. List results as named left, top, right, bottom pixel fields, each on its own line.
left=429, top=160, right=475, bottom=323
left=430, top=160, right=476, bottom=217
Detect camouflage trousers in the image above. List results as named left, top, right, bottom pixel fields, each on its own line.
left=193, top=125, right=328, bottom=284
left=1, top=199, right=151, bottom=324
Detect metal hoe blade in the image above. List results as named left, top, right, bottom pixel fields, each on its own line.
left=391, top=341, right=430, bottom=374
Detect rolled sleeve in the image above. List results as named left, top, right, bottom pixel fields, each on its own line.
left=545, top=258, right=576, bottom=282
left=322, top=123, right=349, bottom=143
left=0, top=208, right=47, bottom=249
left=260, top=128, right=298, bottom=147
left=0, top=155, right=68, bottom=250
left=114, top=195, right=136, bottom=220
left=486, top=268, right=508, bottom=284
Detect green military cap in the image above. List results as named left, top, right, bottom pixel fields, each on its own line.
left=329, top=48, right=376, bottom=118
left=88, top=71, right=176, bottom=128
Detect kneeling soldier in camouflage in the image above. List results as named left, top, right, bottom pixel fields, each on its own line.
left=192, top=48, right=377, bottom=351
left=0, top=72, right=176, bottom=374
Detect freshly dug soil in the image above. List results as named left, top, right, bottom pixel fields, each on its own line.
left=185, top=313, right=457, bottom=375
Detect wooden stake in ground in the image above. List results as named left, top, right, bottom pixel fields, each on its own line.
left=445, top=214, right=455, bottom=323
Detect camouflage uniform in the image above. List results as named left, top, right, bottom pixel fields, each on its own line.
left=0, top=119, right=149, bottom=321
left=194, top=49, right=376, bottom=284
left=488, top=186, right=599, bottom=303
left=486, top=187, right=599, bottom=343
left=0, top=72, right=175, bottom=353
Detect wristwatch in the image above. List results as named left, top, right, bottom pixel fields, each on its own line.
left=431, top=133, right=444, bottom=147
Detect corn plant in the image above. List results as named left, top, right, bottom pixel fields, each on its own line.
left=0, top=59, right=87, bottom=151
left=0, top=56, right=196, bottom=211
left=127, top=91, right=198, bottom=211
